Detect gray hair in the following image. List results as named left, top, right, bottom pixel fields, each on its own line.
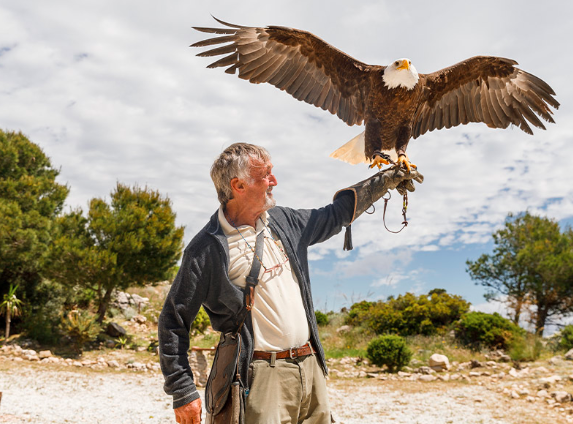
left=210, top=143, right=271, bottom=205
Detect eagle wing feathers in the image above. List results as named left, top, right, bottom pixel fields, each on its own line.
left=191, top=18, right=372, bottom=126
left=413, top=56, right=559, bottom=138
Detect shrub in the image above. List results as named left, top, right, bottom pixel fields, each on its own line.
left=508, top=333, right=542, bottom=362
left=190, top=306, right=211, bottom=336
left=20, top=280, right=79, bottom=344
left=455, top=312, right=525, bottom=350
left=366, top=334, right=412, bottom=372
left=60, top=310, right=101, bottom=351
left=347, top=291, right=470, bottom=336
left=315, top=310, right=329, bottom=326
left=558, top=325, right=573, bottom=351
left=345, top=300, right=375, bottom=326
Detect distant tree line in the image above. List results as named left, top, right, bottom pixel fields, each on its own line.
left=0, top=129, right=184, bottom=342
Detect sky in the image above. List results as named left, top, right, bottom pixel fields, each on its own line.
left=1, top=0, right=572, bottom=323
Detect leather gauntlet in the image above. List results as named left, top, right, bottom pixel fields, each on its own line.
left=334, top=167, right=424, bottom=250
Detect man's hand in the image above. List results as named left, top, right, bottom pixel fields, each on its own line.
left=174, top=398, right=202, bottom=424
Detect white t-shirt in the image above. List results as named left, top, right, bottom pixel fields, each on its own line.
left=218, top=206, right=310, bottom=352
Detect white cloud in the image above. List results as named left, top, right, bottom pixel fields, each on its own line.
left=1, top=0, right=571, bottom=264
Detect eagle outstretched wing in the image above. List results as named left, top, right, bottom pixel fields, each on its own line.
left=412, top=56, right=560, bottom=138
left=192, top=17, right=374, bottom=126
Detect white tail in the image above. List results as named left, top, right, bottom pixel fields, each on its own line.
left=329, top=132, right=369, bottom=165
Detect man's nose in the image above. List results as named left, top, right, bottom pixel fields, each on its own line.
left=269, top=174, right=278, bottom=186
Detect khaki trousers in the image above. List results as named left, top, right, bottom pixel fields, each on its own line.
left=245, top=354, right=331, bottom=424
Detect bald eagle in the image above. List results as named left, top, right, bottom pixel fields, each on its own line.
left=192, top=18, right=559, bottom=171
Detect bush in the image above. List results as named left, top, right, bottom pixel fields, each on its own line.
left=345, top=300, right=375, bottom=326
left=366, top=334, right=412, bottom=372
left=509, top=333, right=542, bottom=362
left=20, top=280, right=80, bottom=344
left=315, top=310, right=329, bottom=326
left=190, top=306, right=211, bottom=336
left=455, top=312, right=525, bottom=350
left=347, top=291, right=470, bottom=336
left=558, top=325, right=573, bottom=351
left=60, top=310, right=101, bottom=351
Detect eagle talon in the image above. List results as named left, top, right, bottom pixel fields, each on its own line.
left=397, top=154, right=417, bottom=173
left=369, top=151, right=394, bottom=170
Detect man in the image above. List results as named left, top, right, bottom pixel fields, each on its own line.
left=159, top=143, right=421, bottom=424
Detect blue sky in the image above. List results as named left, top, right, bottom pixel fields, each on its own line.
left=1, top=0, right=572, bottom=323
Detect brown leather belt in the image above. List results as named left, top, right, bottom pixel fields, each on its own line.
left=252, top=342, right=315, bottom=360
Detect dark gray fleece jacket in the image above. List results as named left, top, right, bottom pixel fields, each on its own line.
left=158, top=194, right=354, bottom=409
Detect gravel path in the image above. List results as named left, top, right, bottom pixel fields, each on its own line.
left=0, top=366, right=563, bottom=424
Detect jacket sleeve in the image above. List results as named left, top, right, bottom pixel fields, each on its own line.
left=158, top=241, right=212, bottom=409
left=276, top=191, right=355, bottom=248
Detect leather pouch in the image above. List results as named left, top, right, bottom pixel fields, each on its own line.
left=205, top=332, right=243, bottom=424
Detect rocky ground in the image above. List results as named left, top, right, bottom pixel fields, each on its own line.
left=2, top=344, right=573, bottom=424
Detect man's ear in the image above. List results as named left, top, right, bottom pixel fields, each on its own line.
left=230, top=177, right=245, bottom=195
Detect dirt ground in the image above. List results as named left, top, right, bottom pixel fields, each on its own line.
left=1, top=360, right=572, bottom=424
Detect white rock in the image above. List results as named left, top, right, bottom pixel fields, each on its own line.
left=540, top=375, right=563, bottom=385
left=509, top=368, right=519, bottom=378
left=552, top=391, right=572, bottom=403
left=428, top=353, right=450, bottom=372
left=22, top=354, right=39, bottom=361
left=565, top=348, right=573, bottom=360
left=438, top=374, right=450, bottom=381
left=419, top=375, right=436, bottom=382
left=38, top=350, right=52, bottom=359
left=418, top=366, right=434, bottom=375
left=537, top=390, right=550, bottom=398
left=510, top=391, right=520, bottom=399
left=132, top=314, right=147, bottom=324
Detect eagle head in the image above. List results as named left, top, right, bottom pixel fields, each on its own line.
left=383, top=58, right=419, bottom=90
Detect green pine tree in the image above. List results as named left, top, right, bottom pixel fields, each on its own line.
left=47, top=183, right=184, bottom=322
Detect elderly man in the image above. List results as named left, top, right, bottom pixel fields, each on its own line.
left=159, top=143, right=420, bottom=424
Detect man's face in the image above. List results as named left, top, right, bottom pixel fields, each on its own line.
left=244, top=159, right=277, bottom=213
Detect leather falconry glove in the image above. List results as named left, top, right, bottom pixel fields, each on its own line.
left=334, top=167, right=424, bottom=250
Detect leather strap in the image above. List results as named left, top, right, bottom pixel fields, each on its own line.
left=245, top=230, right=265, bottom=311
left=252, top=342, right=315, bottom=360
left=233, top=229, right=265, bottom=336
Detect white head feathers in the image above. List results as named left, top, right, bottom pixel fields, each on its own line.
left=383, top=58, right=419, bottom=90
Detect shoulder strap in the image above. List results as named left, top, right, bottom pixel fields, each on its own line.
left=233, top=229, right=264, bottom=335
left=245, top=229, right=264, bottom=311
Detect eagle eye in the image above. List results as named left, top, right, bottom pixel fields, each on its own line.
left=394, top=61, right=399, bottom=66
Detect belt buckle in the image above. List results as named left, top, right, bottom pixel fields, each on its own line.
left=289, top=347, right=295, bottom=359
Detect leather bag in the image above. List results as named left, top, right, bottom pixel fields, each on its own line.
left=205, top=332, right=244, bottom=424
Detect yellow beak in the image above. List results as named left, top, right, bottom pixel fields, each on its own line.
left=397, top=60, right=410, bottom=71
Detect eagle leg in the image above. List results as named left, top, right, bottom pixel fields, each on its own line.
left=397, top=153, right=417, bottom=173
left=369, top=151, right=394, bottom=170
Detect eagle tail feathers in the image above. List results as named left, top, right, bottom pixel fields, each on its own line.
left=329, top=132, right=369, bottom=165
